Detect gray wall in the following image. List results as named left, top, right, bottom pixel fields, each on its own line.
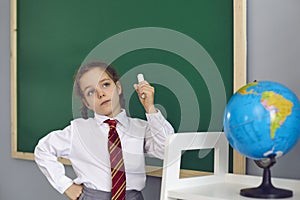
left=247, top=0, right=300, bottom=179
left=1, top=0, right=300, bottom=199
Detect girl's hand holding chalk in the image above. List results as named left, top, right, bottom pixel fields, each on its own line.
left=134, top=73, right=157, bottom=113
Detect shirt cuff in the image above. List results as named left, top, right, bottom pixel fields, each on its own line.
left=146, top=108, right=165, bottom=119
left=57, top=176, right=74, bottom=194
left=145, top=109, right=165, bottom=122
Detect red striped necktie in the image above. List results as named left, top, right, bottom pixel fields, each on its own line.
left=104, top=119, right=126, bottom=200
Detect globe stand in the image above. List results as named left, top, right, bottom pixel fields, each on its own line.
left=240, top=155, right=293, bottom=198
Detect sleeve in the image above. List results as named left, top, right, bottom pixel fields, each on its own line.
left=34, top=125, right=74, bottom=194
left=144, top=110, right=175, bottom=159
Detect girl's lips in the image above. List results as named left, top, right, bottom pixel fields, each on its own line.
left=100, top=100, right=110, bottom=105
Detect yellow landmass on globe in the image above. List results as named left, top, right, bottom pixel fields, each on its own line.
left=261, top=91, right=293, bottom=139
left=237, top=82, right=258, bottom=95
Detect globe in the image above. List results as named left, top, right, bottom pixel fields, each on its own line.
left=223, top=80, right=300, bottom=160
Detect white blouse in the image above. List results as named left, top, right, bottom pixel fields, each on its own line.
left=34, top=110, right=174, bottom=194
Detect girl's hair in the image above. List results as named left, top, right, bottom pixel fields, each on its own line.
left=74, top=61, right=126, bottom=119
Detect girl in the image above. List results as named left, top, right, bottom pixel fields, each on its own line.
left=34, top=61, right=174, bottom=200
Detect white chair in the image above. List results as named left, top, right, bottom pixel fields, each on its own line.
left=160, top=132, right=300, bottom=200
left=160, top=132, right=228, bottom=200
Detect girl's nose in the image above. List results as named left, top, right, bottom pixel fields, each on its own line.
left=96, top=88, right=105, bottom=99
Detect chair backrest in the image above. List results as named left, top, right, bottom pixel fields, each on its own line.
left=160, top=132, right=228, bottom=200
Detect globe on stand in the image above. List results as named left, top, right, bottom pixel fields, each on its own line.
left=223, top=80, right=300, bottom=198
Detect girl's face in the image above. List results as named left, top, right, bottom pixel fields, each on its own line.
left=79, top=67, right=122, bottom=118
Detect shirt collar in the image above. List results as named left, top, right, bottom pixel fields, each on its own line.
left=94, top=109, right=129, bottom=128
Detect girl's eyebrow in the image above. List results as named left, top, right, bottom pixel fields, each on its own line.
left=99, top=78, right=111, bottom=83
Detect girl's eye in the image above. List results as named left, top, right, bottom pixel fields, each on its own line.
left=102, top=82, right=111, bottom=88
left=87, top=89, right=95, bottom=96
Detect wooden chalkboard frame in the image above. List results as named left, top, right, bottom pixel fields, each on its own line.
left=11, top=0, right=247, bottom=176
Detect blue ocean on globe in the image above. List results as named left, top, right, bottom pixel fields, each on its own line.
left=223, top=81, right=300, bottom=160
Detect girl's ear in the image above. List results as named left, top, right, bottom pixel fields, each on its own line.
left=116, top=81, right=122, bottom=95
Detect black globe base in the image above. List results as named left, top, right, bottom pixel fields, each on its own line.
left=240, top=156, right=293, bottom=199
left=240, top=184, right=293, bottom=198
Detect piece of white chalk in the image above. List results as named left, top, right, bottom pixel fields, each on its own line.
left=137, top=74, right=144, bottom=83
left=137, top=74, right=145, bottom=98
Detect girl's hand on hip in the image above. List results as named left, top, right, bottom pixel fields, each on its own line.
left=64, top=183, right=83, bottom=200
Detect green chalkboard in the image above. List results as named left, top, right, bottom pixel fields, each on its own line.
left=12, top=0, right=246, bottom=175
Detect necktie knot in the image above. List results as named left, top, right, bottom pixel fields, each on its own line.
left=104, top=119, right=117, bottom=129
